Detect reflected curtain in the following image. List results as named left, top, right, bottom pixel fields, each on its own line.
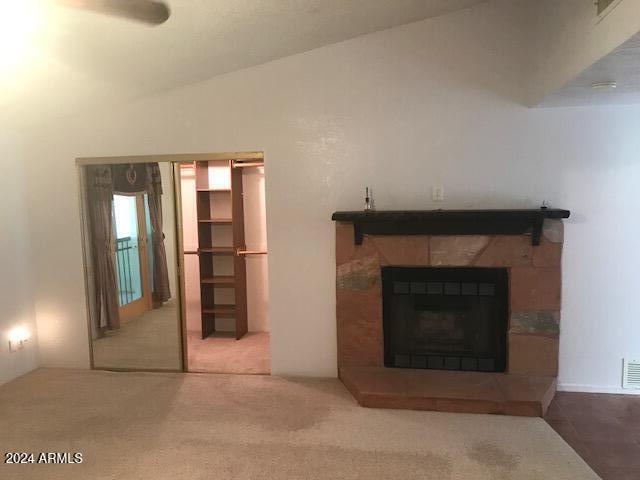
left=145, top=163, right=171, bottom=304
left=86, top=165, right=120, bottom=332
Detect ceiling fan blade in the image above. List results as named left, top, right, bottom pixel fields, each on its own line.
left=59, top=0, right=170, bottom=25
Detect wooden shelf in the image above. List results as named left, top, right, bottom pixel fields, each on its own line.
left=195, top=158, right=250, bottom=340
left=202, top=304, right=236, bottom=315
left=201, top=276, right=235, bottom=286
left=198, top=218, right=232, bottom=224
left=332, top=208, right=571, bottom=246
left=198, top=247, right=235, bottom=255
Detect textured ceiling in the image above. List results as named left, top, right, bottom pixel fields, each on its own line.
left=538, top=32, right=640, bottom=107
left=0, top=0, right=487, bottom=126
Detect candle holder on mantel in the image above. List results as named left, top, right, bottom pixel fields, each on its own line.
left=364, top=187, right=375, bottom=212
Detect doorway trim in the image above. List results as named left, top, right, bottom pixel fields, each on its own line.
left=77, top=152, right=263, bottom=166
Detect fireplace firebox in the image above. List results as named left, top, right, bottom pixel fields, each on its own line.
left=382, top=267, right=508, bottom=372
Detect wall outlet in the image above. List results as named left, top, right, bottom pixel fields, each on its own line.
left=8, top=326, right=30, bottom=353
left=8, top=339, right=26, bottom=353
left=432, top=186, right=445, bottom=202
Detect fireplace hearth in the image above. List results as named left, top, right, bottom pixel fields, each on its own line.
left=382, top=267, right=508, bottom=372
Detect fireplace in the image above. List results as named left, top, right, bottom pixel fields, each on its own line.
left=382, top=267, right=508, bottom=372
left=332, top=209, right=570, bottom=416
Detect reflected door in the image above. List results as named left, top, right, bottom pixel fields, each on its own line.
left=113, top=194, right=152, bottom=322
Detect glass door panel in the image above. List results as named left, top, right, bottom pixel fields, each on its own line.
left=114, top=195, right=143, bottom=306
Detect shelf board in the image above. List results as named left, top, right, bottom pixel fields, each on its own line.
left=331, top=208, right=571, bottom=246
left=198, top=218, right=233, bottom=224
left=196, top=188, right=231, bottom=192
left=202, top=304, right=236, bottom=315
left=201, top=276, right=235, bottom=286
left=198, top=247, right=235, bottom=255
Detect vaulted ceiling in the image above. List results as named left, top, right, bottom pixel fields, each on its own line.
left=0, top=0, right=486, bottom=126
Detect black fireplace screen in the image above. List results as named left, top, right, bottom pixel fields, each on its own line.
left=382, top=267, right=508, bottom=372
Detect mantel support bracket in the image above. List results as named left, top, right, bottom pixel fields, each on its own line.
left=353, top=222, right=364, bottom=245
left=531, top=217, right=544, bottom=246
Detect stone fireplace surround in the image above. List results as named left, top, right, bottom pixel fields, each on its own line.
left=334, top=216, right=565, bottom=416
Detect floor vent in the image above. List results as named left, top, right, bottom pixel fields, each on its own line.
left=622, top=359, right=640, bottom=389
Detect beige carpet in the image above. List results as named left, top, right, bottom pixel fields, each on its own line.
left=0, top=369, right=598, bottom=480
left=187, top=331, right=270, bottom=374
left=92, top=301, right=181, bottom=370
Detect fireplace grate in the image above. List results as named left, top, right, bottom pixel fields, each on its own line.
left=394, top=354, right=495, bottom=372
left=393, top=281, right=496, bottom=297
left=382, top=267, right=508, bottom=373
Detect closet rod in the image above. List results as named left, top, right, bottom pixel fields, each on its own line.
left=232, top=161, right=264, bottom=168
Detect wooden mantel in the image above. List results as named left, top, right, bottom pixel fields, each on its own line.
left=331, top=208, right=570, bottom=246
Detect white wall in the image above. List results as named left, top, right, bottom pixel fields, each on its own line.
left=0, top=130, right=38, bottom=384
left=179, top=166, right=201, bottom=333
left=243, top=167, right=269, bottom=332
left=22, top=0, right=640, bottom=388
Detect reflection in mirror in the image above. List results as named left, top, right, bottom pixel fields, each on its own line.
left=83, top=162, right=182, bottom=371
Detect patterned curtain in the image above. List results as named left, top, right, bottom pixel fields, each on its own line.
left=145, top=163, right=171, bottom=304
left=110, top=162, right=172, bottom=306
left=86, top=165, right=120, bottom=332
left=87, top=162, right=171, bottom=333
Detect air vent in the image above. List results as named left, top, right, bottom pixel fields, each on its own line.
left=622, top=359, right=640, bottom=389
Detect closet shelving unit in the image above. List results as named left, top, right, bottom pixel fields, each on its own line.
left=195, top=154, right=265, bottom=340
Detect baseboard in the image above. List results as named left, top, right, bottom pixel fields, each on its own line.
left=557, top=383, right=640, bottom=395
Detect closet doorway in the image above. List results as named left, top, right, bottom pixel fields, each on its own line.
left=176, top=153, right=270, bottom=374
left=79, top=152, right=269, bottom=375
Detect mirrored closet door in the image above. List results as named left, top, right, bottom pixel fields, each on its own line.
left=81, top=161, right=183, bottom=371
